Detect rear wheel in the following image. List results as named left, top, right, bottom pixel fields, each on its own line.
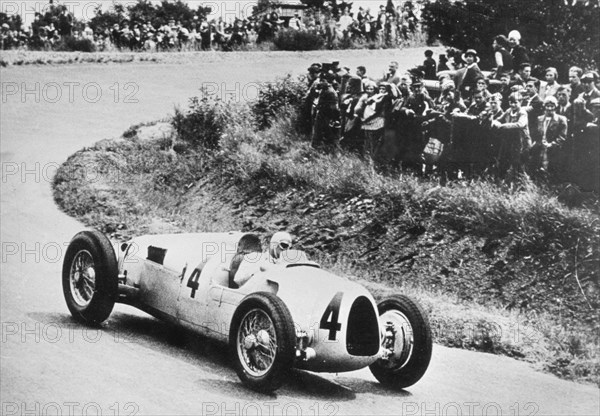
left=62, top=230, right=118, bottom=325
left=369, top=295, right=432, bottom=389
left=230, top=292, right=296, bottom=392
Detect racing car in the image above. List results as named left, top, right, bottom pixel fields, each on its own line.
left=62, top=230, right=432, bottom=392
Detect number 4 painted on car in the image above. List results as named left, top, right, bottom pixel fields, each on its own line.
left=320, top=292, right=343, bottom=341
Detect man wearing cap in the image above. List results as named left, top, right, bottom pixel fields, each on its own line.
left=311, top=72, right=341, bottom=151
left=530, top=96, right=568, bottom=177
left=233, top=232, right=293, bottom=287
left=453, top=49, right=483, bottom=99
left=307, top=63, right=322, bottom=87
left=577, top=72, right=600, bottom=107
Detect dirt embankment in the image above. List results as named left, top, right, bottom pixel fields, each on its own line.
left=52, top=121, right=599, bottom=385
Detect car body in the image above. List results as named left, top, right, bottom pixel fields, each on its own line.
left=62, top=230, right=432, bottom=392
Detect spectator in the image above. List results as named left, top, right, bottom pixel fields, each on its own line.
left=492, top=92, right=531, bottom=179
left=338, top=8, right=354, bottom=33
left=493, top=35, right=514, bottom=76
left=508, top=30, right=530, bottom=71
left=423, top=49, right=437, bottom=80
left=437, top=54, right=449, bottom=72
left=539, top=67, right=560, bottom=101
left=568, top=66, right=585, bottom=103
left=354, top=80, right=386, bottom=157
left=311, top=73, right=341, bottom=151
left=466, top=89, right=488, bottom=116
left=513, top=63, right=533, bottom=88
left=521, top=79, right=544, bottom=151
left=381, top=61, right=401, bottom=85
left=474, top=76, right=492, bottom=101
left=529, top=96, right=568, bottom=178
left=498, top=72, right=513, bottom=110
left=578, top=72, right=600, bottom=108
left=288, top=13, right=303, bottom=30
left=454, top=49, right=483, bottom=100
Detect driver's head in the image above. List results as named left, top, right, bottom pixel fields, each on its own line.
left=269, top=232, right=292, bottom=259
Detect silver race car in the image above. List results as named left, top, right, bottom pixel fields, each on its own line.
left=62, top=230, right=432, bottom=392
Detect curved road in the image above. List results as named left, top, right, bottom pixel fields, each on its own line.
left=1, top=51, right=598, bottom=415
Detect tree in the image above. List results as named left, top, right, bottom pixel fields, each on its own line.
left=422, top=0, right=599, bottom=78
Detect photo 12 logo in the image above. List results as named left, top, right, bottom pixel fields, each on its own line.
left=1, top=82, right=140, bottom=104
left=1, top=401, right=140, bottom=416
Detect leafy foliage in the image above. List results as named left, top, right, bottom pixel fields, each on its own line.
left=273, top=28, right=325, bottom=51
left=422, top=0, right=600, bottom=77
left=55, top=36, right=96, bottom=52
left=172, top=97, right=230, bottom=150
left=89, top=0, right=211, bottom=34
left=251, top=74, right=308, bottom=129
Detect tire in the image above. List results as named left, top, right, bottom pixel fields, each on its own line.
left=62, top=230, right=118, bottom=325
left=369, top=295, right=432, bottom=389
left=229, top=292, right=296, bottom=392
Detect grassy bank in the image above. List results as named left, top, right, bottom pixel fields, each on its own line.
left=53, top=80, right=599, bottom=386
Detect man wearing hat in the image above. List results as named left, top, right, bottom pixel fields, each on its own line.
left=306, top=63, right=322, bottom=87
left=453, top=49, right=483, bottom=100
left=577, top=72, right=600, bottom=108
left=530, top=96, right=568, bottom=177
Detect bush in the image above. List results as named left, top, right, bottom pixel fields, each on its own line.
left=172, top=97, right=230, bottom=150
left=251, top=74, right=308, bottom=130
left=55, top=36, right=97, bottom=52
left=422, top=0, right=600, bottom=76
left=273, top=28, right=325, bottom=51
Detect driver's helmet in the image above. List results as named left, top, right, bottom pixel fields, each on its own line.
left=269, top=232, right=292, bottom=259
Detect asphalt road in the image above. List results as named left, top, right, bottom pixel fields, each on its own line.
left=1, top=51, right=598, bottom=415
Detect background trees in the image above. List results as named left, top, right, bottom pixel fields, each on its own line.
left=422, top=0, right=600, bottom=80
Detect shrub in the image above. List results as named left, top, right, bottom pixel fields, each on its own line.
left=251, top=74, right=309, bottom=130
left=55, top=36, right=97, bottom=53
left=172, top=97, right=229, bottom=150
left=273, top=28, right=325, bottom=51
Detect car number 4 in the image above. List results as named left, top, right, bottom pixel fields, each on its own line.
left=319, top=292, right=343, bottom=340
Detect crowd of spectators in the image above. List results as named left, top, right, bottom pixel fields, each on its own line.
left=302, top=32, right=599, bottom=191
left=0, top=3, right=423, bottom=52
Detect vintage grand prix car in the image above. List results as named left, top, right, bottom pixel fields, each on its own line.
left=62, top=230, right=432, bottom=392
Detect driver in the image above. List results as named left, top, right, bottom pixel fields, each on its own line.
left=233, top=232, right=292, bottom=287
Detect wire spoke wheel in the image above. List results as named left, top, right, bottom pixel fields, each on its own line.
left=237, top=308, right=278, bottom=376
left=230, top=292, right=295, bottom=392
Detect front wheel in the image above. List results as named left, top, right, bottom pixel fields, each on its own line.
left=62, top=230, right=118, bottom=325
left=229, top=292, right=296, bottom=392
left=369, top=295, right=432, bottom=389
